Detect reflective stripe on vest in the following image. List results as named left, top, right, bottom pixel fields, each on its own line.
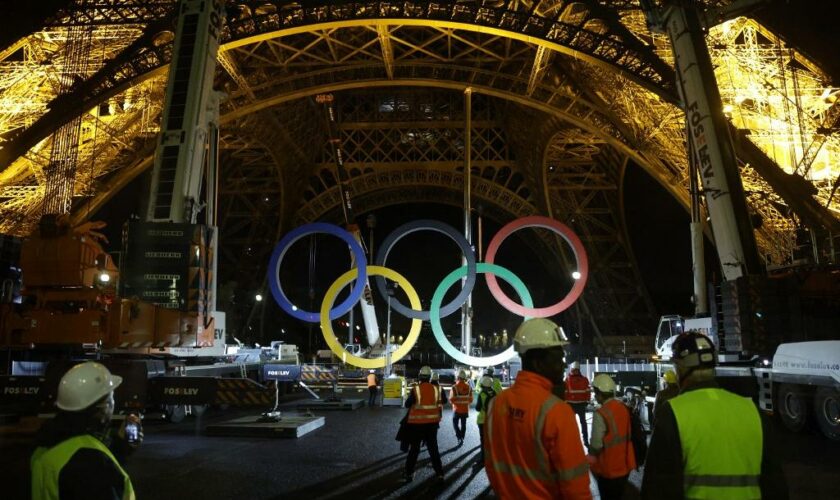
left=565, top=374, right=591, bottom=403
left=487, top=394, right=589, bottom=484
left=31, top=434, right=136, bottom=500
left=408, top=383, right=442, bottom=423
left=670, top=388, right=762, bottom=500
left=451, top=382, right=472, bottom=412
left=592, top=399, right=635, bottom=478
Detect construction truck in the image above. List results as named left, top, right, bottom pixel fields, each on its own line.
left=0, top=0, right=277, bottom=422
left=653, top=266, right=840, bottom=442
left=639, top=0, right=840, bottom=442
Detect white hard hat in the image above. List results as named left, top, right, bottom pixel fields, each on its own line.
left=56, top=362, right=122, bottom=412
left=513, top=318, right=569, bottom=355
left=484, top=366, right=495, bottom=375
left=457, top=369, right=467, bottom=380
left=419, top=365, right=432, bottom=377
left=592, top=374, right=616, bottom=393
left=431, top=371, right=439, bottom=381
left=479, top=375, right=493, bottom=388
left=570, top=361, right=580, bottom=370
left=369, top=369, right=375, bottom=374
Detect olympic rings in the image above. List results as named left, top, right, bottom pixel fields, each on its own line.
left=270, top=216, right=589, bottom=368
left=374, top=220, right=476, bottom=321
left=321, top=266, right=423, bottom=369
left=484, top=216, right=588, bottom=318
left=267, top=222, right=367, bottom=323
left=429, top=263, right=533, bottom=367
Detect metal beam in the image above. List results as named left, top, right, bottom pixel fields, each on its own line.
left=376, top=25, right=395, bottom=80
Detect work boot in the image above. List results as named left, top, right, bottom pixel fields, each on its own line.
left=404, top=471, right=414, bottom=483
left=457, top=438, right=463, bottom=447
left=436, top=471, right=445, bottom=481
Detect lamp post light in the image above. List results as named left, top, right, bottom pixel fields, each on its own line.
left=385, top=279, right=399, bottom=378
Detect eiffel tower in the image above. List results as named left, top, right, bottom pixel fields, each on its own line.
left=0, top=1, right=838, bottom=349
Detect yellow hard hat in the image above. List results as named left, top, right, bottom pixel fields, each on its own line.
left=592, top=373, right=616, bottom=393
left=663, top=370, right=678, bottom=385
left=513, top=318, right=569, bottom=355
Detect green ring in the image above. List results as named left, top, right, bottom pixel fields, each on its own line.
left=430, top=263, right=533, bottom=367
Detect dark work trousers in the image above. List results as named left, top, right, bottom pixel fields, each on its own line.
left=452, top=412, right=467, bottom=441
left=405, top=424, right=443, bottom=474
left=368, top=386, right=377, bottom=406
left=596, top=474, right=629, bottom=500
left=570, top=402, right=589, bottom=446
left=477, top=423, right=485, bottom=459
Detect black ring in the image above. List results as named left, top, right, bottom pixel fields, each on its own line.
left=374, top=220, right=476, bottom=321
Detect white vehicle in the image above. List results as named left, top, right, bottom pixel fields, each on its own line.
left=655, top=314, right=840, bottom=441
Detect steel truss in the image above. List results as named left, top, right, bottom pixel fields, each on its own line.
left=0, top=1, right=838, bottom=320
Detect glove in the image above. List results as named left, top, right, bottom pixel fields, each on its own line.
left=117, top=414, right=144, bottom=449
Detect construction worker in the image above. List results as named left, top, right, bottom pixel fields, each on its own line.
left=403, top=365, right=447, bottom=482
left=450, top=369, right=473, bottom=447
left=564, top=361, right=591, bottom=448
left=588, top=374, right=636, bottom=500
left=475, top=375, right=497, bottom=461
left=641, top=331, right=789, bottom=500
left=31, top=362, right=141, bottom=500
left=651, top=369, right=679, bottom=428
left=485, top=318, right=591, bottom=499
left=366, top=369, right=378, bottom=407
left=484, top=365, right=504, bottom=394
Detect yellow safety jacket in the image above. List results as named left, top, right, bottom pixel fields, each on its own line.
left=31, top=434, right=135, bottom=500
left=670, top=388, right=762, bottom=500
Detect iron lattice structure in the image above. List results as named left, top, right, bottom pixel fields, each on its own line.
left=0, top=1, right=839, bottom=339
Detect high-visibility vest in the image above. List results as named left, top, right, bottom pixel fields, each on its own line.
left=367, top=373, right=376, bottom=388
left=485, top=370, right=590, bottom=499
left=591, top=399, right=636, bottom=478
left=476, top=388, right=496, bottom=425
left=31, top=434, right=136, bottom=500
left=565, top=373, right=591, bottom=403
left=408, top=382, right=442, bottom=424
left=450, top=380, right=472, bottom=414
left=670, top=388, right=762, bottom=499
left=491, top=377, right=503, bottom=395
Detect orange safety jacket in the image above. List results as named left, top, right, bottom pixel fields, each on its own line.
left=485, top=370, right=591, bottom=499
left=450, top=380, right=472, bottom=414
left=591, top=399, right=636, bottom=479
left=367, top=373, right=376, bottom=388
left=408, top=382, right=442, bottom=424
left=564, top=371, right=590, bottom=404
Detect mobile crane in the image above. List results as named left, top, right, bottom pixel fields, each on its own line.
left=0, top=0, right=277, bottom=421
left=642, top=0, right=840, bottom=441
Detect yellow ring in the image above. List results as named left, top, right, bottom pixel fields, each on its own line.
left=320, top=265, right=422, bottom=369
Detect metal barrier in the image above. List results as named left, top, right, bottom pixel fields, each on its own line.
left=300, top=364, right=339, bottom=383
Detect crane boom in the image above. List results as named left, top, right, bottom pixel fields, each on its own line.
left=316, top=94, right=381, bottom=348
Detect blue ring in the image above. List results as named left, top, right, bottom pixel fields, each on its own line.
left=374, top=219, right=476, bottom=321
left=267, top=223, right=367, bottom=322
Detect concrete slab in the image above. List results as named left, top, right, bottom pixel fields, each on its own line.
left=295, top=398, right=364, bottom=411
left=205, top=414, right=324, bottom=438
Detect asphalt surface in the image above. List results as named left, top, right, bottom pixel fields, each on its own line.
left=1, top=389, right=839, bottom=499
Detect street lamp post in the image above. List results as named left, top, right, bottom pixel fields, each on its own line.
left=385, top=280, right=398, bottom=378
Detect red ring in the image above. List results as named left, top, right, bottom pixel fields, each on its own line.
left=484, top=216, right=588, bottom=317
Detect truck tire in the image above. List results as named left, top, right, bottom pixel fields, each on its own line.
left=190, top=404, right=209, bottom=417
left=777, top=384, right=809, bottom=433
left=813, top=387, right=840, bottom=442
left=164, top=404, right=186, bottom=423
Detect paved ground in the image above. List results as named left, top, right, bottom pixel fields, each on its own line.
left=1, top=389, right=839, bottom=499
